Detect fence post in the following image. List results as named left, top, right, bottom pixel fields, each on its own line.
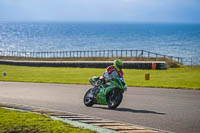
left=99, top=50, right=101, bottom=57
left=136, top=50, right=138, bottom=57
left=81, top=51, right=83, bottom=58
left=80, top=51, right=82, bottom=58
left=141, top=50, right=143, bottom=57
left=53, top=52, right=55, bottom=58
left=111, top=50, right=113, bottom=57
left=74, top=51, right=76, bottom=58
left=64, top=51, right=66, bottom=58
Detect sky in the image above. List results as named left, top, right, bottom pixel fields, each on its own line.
left=0, top=0, right=200, bottom=23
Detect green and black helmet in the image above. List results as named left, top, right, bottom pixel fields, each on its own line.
left=113, top=59, right=123, bottom=71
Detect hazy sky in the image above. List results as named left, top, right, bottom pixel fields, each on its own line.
left=0, top=0, right=200, bottom=23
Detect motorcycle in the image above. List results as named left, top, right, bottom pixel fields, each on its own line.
left=83, top=75, right=127, bottom=109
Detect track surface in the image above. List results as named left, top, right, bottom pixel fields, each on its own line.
left=0, top=81, right=199, bottom=133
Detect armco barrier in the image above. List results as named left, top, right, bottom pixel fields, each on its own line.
left=0, top=60, right=167, bottom=70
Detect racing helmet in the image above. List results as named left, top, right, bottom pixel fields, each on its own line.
left=113, top=59, right=123, bottom=71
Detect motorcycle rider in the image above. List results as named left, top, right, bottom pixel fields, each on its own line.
left=102, top=59, right=124, bottom=81
left=91, top=59, right=124, bottom=97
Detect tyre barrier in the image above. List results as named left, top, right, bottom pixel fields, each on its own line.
left=0, top=60, right=167, bottom=70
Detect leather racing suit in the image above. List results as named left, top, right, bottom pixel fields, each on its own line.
left=103, top=65, right=124, bottom=81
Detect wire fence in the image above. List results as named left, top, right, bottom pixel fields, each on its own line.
left=0, top=49, right=184, bottom=64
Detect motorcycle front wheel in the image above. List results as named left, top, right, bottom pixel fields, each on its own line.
left=107, top=89, right=123, bottom=109
left=83, top=88, right=94, bottom=107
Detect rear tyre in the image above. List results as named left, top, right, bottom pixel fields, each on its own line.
left=83, top=88, right=94, bottom=107
left=107, top=89, right=123, bottom=109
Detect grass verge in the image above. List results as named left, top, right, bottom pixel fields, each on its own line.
left=0, top=65, right=199, bottom=89
left=0, top=107, right=96, bottom=133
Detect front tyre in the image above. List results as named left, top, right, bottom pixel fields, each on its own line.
left=107, top=89, right=123, bottom=109
left=83, top=88, right=94, bottom=107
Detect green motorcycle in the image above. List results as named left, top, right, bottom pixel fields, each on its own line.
left=83, top=75, right=127, bottom=109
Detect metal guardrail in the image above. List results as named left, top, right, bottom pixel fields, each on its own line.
left=0, top=50, right=183, bottom=64
left=181, top=57, right=200, bottom=66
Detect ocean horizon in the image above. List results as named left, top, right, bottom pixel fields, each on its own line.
left=0, top=22, right=200, bottom=65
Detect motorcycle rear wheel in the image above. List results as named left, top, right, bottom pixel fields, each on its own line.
left=83, top=88, right=95, bottom=107
left=107, top=89, right=123, bottom=109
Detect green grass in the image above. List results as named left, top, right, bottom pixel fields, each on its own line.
left=0, top=107, right=96, bottom=133
left=0, top=65, right=200, bottom=89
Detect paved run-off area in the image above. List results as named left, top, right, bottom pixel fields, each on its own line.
left=0, top=81, right=200, bottom=133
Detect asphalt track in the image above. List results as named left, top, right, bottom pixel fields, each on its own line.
left=0, top=81, right=199, bottom=133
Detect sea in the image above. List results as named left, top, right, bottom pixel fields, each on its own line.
left=0, top=22, right=200, bottom=65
